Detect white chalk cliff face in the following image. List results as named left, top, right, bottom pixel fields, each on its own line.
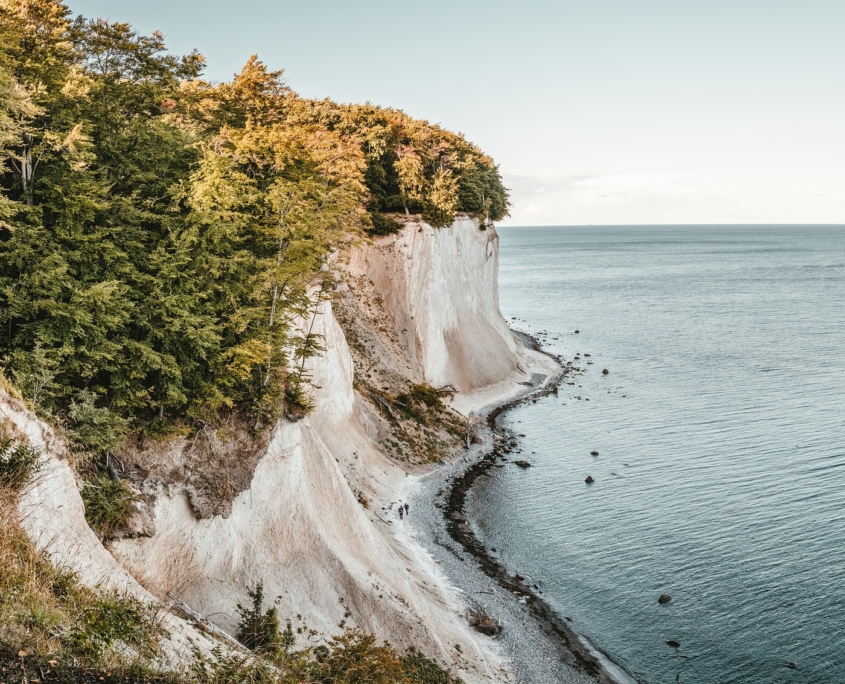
left=2, top=217, right=533, bottom=682
left=347, top=217, right=519, bottom=392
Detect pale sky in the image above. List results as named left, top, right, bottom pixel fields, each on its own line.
left=69, top=0, right=845, bottom=225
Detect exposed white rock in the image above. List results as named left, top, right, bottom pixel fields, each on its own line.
left=346, top=217, right=519, bottom=393
left=3, top=217, right=550, bottom=682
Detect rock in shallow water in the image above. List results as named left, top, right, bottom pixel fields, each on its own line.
left=585, top=475, right=594, bottom=483
left=515, top=460, right=532, bottom=468
left=591, top=450, right=599, bottom=456
left=666, top=640, right=680, bottom=648
left=658, top=594, right=672, bottom=604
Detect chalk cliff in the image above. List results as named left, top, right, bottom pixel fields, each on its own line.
left=345, top=216, right=519, bottom=393
left=2, top=217, right=547, bottom=682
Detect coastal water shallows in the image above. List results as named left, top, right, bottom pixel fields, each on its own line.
left=469, top=226, right=845, bottom=684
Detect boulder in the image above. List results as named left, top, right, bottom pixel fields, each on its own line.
left=471, top=435, right=484, bottom=444
left=590, top=450, right=599, bottom=456
left=585, top=475, right=594, bottom=483
left=658, top=594, right=672, bottom=604
left=602, top=368, right=609, bottom=375
left=515, top=460, right=532, bottom=468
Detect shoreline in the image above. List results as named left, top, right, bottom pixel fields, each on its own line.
left=407, top=331, right=634, bottom=684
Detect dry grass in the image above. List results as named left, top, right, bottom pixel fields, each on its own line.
left=0, top=426, right=166, bottom=677
left=0, top=494, right=164, bottom=664
left=0, top=496, right=71, bottom=656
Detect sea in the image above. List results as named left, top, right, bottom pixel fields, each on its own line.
left=468, top=225, right=845, bottom=684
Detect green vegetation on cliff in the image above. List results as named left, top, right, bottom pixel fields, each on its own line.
left=0, top=1, right=492, bottom=678
left=0, top=0, right=509, bottom=433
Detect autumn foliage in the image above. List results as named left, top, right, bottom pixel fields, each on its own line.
left=0, top=0, right=508, bottom=433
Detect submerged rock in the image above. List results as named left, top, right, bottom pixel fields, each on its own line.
left=515, top=460, right=532, bottom=468
left=666, top=640, right=680, bottom=648
left=658, top=594, right=672, bottom=604
left=782, top=662, right=798, bottom=670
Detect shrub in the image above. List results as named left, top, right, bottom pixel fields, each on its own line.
left=283, top=382, right=315, bottom=422
left=0, top=431, right=40, bottom=492
left=402, top=646, right=464, bottom=683
left=236, top=583, right=291, bottom=653
left=366, top=212, right=403, bottom=236
left=8, top=345, right=58, bottom=409
left=68, top=593, right=163, bottom=660
left=68, top=390, right=128, bottom=457
left=0, top=500, right=163, bottom=673
left=408, top=384, right=445, bottom=410
left=392, top=384, right=448, bottom=424
left=80, top=475, right=136, bottom=538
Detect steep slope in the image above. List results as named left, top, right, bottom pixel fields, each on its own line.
left=5, top=217, right=550, bottom=682
left=344, top=216, right=519, bottom=394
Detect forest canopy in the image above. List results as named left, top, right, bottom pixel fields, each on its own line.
left=0, top=0, right=509, bottom=430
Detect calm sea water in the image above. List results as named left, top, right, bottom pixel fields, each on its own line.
left=469, top=226, right=845, bottom=684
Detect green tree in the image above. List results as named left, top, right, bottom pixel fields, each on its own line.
left=236, top=582, right=287, bottom=653
left=0, top=1, right=508, bottom=436
left=423, top=167, right=459, bottom=228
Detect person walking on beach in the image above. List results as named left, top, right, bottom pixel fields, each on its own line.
left=404, top=503, right=410, bottom=516
left=398, top=505, right=404, bottom=520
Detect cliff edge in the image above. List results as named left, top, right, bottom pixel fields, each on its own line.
left=3, top=217, right=553, bottom=682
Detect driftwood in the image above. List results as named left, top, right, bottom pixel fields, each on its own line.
left=466, top=604, right=502, bottom=637
left=106, top=452, right=130, bottom=480
left=369, top=391, right=401, bottom=422
left=166, top=591, right=246, bottom=651
left=465, top=415, right=483, bottom=450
